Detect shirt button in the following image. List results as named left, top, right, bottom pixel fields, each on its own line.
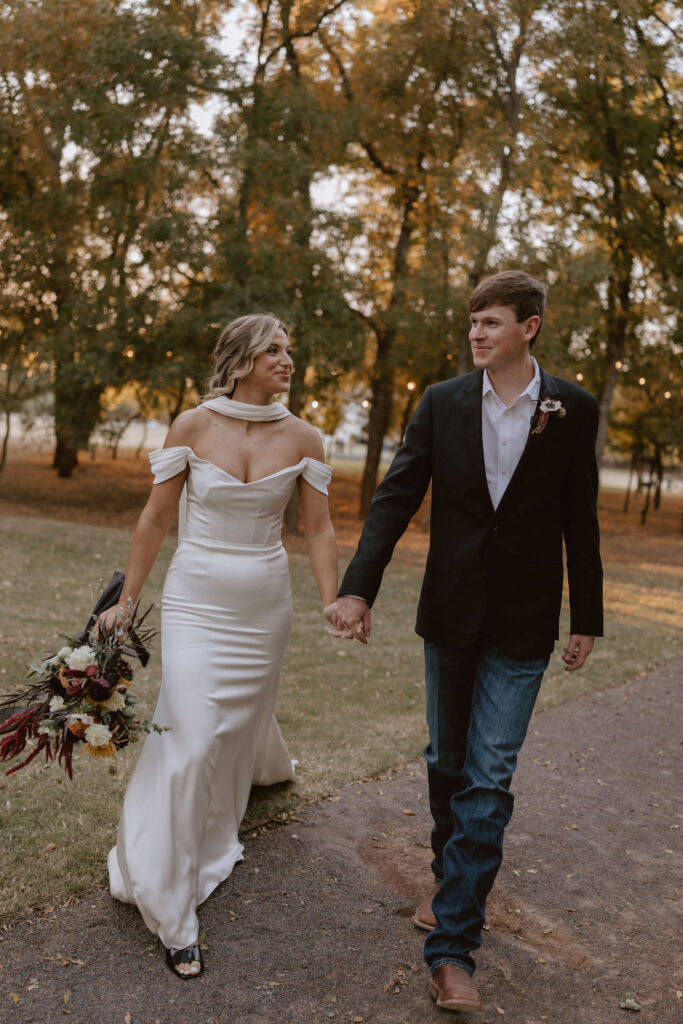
left=502, top=470, right=507, bottom=476
left=502, top=440, right=508, bottom=446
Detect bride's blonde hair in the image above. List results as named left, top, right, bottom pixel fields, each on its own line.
left=203, top=313, right=290, bottom=400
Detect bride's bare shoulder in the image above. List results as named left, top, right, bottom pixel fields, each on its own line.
left=286, top=414, right=325, bottom=461
left=162, top=407, right=208, bottom=449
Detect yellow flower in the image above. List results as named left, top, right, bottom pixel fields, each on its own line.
left=85, top=741, right=116, bottom=758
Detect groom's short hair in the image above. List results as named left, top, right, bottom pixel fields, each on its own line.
left=469, top=271, right=546, bottom=346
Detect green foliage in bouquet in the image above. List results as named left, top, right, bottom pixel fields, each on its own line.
left=0, top=607, right=161, bottom=779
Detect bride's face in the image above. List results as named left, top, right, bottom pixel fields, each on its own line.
left=246, top=329, right=293, bottom=394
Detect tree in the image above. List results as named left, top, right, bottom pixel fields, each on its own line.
left=536, top=0, right=681, bottom=463
left=0, top=0, right=223, bottom=475
left=205, top=0, right=365, bottom=528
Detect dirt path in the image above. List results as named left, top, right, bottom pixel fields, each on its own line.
left=1, top=660, right=681, bottom=1024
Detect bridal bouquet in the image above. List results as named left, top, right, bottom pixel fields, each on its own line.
left=0, top=604, right=159, bottom=779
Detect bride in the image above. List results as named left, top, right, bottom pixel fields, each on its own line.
left=97, top=313, right=342, bottom=978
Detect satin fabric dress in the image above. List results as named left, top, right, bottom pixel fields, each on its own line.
left=108, top=399, right=332, bottom=949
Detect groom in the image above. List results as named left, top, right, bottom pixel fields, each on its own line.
left=334, top=270, right=603, bottom=1013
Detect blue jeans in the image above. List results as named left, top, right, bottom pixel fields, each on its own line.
left=423, top=641, right=548, bottom=975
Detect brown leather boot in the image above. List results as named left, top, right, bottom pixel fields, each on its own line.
left=429, top=964, right=484, bottom=1013
left=413, top=883, right=439, bottom=931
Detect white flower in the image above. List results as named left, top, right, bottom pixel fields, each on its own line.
left=38, top=720, right=60, bottom=735
left=37, top=646, right=72, bottom=673
left=84, top=722, right=113, bottom=747
left=49, top=696, right=66, bottom=713
left=540, top=398, right=562, bottom=413
left=104, top=691, right=126, bottom=712
left=66, top=645, right=97, bottom=671
left=68, top=713, right=94, bottom=726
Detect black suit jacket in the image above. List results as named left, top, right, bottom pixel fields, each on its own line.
left=340, top=367, right=604, bottom=660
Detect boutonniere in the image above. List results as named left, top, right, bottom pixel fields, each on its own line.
left=531, top=393, right=566, bottom=435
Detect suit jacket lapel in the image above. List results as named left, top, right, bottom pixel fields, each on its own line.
left=460, top=371, right=495, bottom=516
left=528, top=366, right=560, bottom=433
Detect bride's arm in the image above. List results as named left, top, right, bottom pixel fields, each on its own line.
left=102, top=471, right=188, bottom=626
left=299, top=479, right=338, bottom=612
left=96, top=415, right=194, bottom=630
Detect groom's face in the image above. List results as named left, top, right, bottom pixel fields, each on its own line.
left=469, top=304, right=539, bottom=375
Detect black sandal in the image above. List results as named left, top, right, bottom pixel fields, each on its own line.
left=166, top=943, right=203, bottom=979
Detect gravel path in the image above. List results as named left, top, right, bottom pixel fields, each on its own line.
left=1, top=659, right=681, bottom=1024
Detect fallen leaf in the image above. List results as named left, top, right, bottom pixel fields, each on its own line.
left=618, top=994, right=641, bottom=1011
left=45, top=843, right=57, bottom=852
left=9, top=992, right=19, bottom=1005
left=496, top=1008, right=505, bottom=1016
left=536, top=957, right=546, bottom=964
left=402, top=809, right=416, bottom=816
left=63, top=989, right=71, bottom=1005
left=124, top=1013, right=132, bottom=1024
left=27, top=979, right=38, bottom=991
left=354, top=1017, right=364, bottom=1022
left=362, top=908, right=373, bottom=914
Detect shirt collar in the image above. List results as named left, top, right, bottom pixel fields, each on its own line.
left=482, top=357, right=541, bottom=404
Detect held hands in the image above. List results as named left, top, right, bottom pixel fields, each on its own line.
left=561, top=634, right=594, bottom=672
left=324, top=596, right=371, bottom=644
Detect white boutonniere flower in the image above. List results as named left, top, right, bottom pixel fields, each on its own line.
left=532, top=395, right=566, bottom=435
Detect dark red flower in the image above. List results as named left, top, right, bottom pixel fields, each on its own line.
left=85, top=677, right=113, bottom=703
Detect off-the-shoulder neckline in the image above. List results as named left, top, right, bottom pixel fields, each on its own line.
left=150, top=445, right=331, bottom=486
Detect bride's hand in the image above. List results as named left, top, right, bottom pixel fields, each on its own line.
left=323, top=601, right=368, bottom=644
left=93, top=604, right=129, bottom=638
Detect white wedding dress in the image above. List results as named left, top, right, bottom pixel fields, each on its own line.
left=108, top=398, right=331, bottom=949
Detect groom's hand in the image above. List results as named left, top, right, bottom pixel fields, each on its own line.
left=333, top=595, right=371, bottom=643
left=562, top=634, right=594, bottom=671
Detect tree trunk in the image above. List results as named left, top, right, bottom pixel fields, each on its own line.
left=169, top=377, right=186, bottom=424
left=135, top=419, right=149, bottom=459
left=653, top=445, right=663, bottom=510
left=52, top=366, right=102, bottom=478
left=0, top=408, right=10, bottom=477
left=640, top=466, right=653, bottom=525
left=595, top=360, right=620, bottom=466
left=360, top=330, right=395, bottom=517
left=623, top=455, right=635, bottom=513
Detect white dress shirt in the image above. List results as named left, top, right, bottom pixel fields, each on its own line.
left=482, top=358, right=541, bottom=509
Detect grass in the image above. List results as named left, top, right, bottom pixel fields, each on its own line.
left=0, top=465, right=681, bottom=922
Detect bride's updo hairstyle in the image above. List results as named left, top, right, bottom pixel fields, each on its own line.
left=203, top=313, right=290, bottom=400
